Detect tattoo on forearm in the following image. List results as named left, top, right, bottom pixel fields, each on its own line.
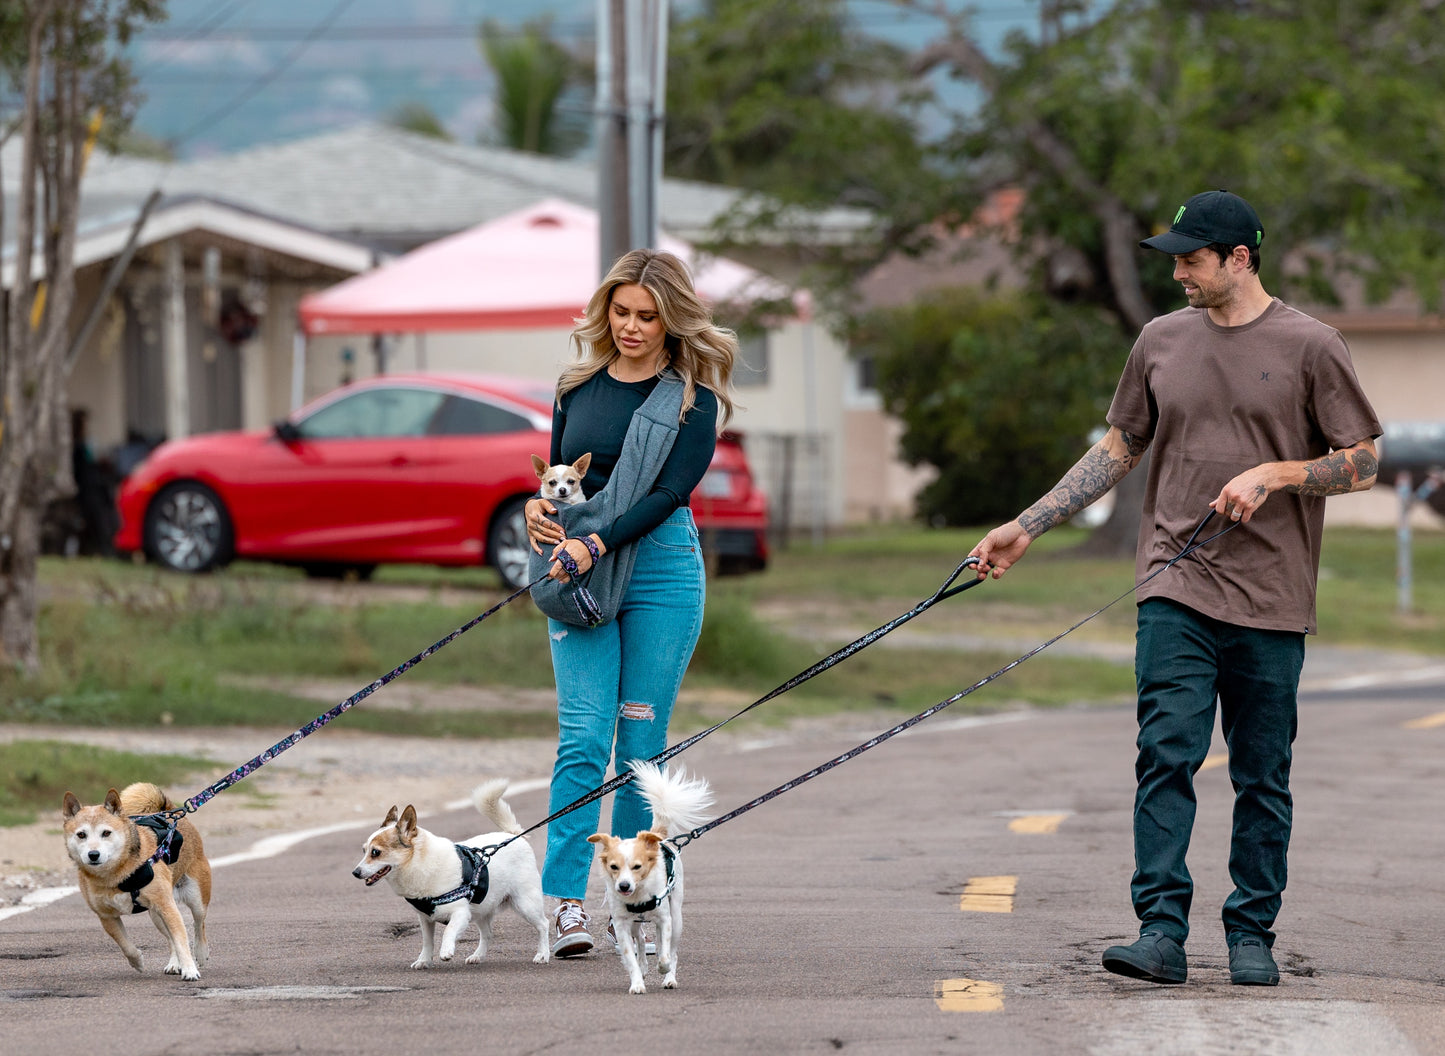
left=1018, top=433, right=1142, bottom=537
left=1283, top=448, right=1377, bottom=497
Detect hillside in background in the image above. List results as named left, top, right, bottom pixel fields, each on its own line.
left=127, top=0, right=1041, bottom=159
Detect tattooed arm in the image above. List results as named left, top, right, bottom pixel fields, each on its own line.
left=969, top=426, right=1150, bottom=580
left=1210, top=439, right=1379, bottom=524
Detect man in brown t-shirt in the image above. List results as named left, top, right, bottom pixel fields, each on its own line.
left=969, top=190, right=1380, bottom=987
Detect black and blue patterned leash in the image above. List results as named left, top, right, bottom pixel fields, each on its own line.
left=131, top=574, right=547, bottom=851
left=468, top=553, right=990, bottom=869
left=672, top=512, right=1238, bottom=848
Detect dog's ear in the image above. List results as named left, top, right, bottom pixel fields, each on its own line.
left=636, top=831, right=663, bottom=851
left=382, top=805, right=399, bottom=826
left=398, top=805, right=418, bottom=841
left=587, top=833, right=617, bottom=850
left=104, top=788, right=123, bottom=813
left=530, top=454, right=548, bottom=478
left=62, top=791, right=82, bottom=818
left=573, top=452, right=591, bottom=476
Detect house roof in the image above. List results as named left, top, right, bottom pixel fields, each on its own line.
left=64, top=123, right=873, bottom=252
left=298, top=197, right=803, bottom=335
left=2, top=190, right=377, bottom=288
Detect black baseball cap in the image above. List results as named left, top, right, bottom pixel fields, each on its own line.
left=1140, top=190, right=1264, bottom=255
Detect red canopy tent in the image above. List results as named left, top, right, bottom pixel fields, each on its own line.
left=297, top=197, right=803, bottom=336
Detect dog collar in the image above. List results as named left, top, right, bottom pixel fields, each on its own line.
left=405, top=844, right=491, bottom=917
left=622, top=843, right=677, bottom=915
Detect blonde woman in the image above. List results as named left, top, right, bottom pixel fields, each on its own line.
left=525, top=249, right=737, bottom=957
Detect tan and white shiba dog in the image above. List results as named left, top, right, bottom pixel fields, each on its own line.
left=353, top=779, right=550, bottom=968
left=589, top=762, right=713, bottom=994
left=530, top=452, right=591, bottom=506
left=61, top=783, right=211, bottom=981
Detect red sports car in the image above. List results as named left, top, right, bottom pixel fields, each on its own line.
left=113, top=373, right=768, bottom=589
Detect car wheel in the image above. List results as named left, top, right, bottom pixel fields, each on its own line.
left=486, top=497, right=532, bottom=591
left=144, top=481, right=234, bottom=573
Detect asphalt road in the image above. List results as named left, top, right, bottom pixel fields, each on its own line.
left=2, top=658, right=1443, bottom=1056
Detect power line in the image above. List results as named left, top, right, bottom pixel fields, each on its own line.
left=166, top=0, right=359, bottom=150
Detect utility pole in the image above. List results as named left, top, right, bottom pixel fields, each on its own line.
left=595, top=0, right=669, bottom=279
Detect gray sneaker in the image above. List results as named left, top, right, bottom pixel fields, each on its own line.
left=551, top=901, right=594, bottom=958
left=1102, top=931, right=1187, bottom=984
left=1228, top=936, right=1280, bottom=986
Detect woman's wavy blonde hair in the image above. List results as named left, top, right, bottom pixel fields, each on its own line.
left=557, top=249, right=738, bottom=429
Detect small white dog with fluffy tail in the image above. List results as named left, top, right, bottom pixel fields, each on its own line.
left=589, top=762, right=713, bottom=994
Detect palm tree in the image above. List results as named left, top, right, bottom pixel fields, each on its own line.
left=477, top=17, right=589, bottom=157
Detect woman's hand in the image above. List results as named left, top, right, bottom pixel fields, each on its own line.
left=547, top=534, right=605, bottom=582
left=525, top=497, right=562, bottom=554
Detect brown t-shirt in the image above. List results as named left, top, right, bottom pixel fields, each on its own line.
left=1108, top=298, right=1380, bottom=634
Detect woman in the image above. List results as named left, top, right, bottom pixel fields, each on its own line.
left=526, top=249, right=738, bottom=956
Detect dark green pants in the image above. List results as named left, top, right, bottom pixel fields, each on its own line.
left=1131, top=598, right=1304, bottom=947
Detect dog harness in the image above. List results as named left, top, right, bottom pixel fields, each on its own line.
left=405, top=844, right=491, bottom=917
left=622, top=843, right=678, bottom=915
left=117, top=816, right=184, bottom=914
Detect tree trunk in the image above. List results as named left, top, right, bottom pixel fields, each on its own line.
left=0, top=479, right=43, bottom=672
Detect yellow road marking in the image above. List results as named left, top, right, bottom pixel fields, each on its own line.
left=1008, top=813, right=1067, bottom=834
left=1403, top=711, right=1445, bottom=730
left=1200, top=753, right=1228, bottom=771
left=959, top=875, right=1016, bottom=913
left=934, top=977, right=1004, bottom=1012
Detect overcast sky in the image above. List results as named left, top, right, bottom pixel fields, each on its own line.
left=127, top=1, right=1054, bottom=158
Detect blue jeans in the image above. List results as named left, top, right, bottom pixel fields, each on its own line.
left=542, top=507, right=705, bottom=900
left=1131, top=598, right=1304, bottom=947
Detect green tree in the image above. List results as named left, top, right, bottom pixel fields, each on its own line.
left=477, top=17, right=588, bottom=157
left=852, top=288, right=1123, bottom=526
left=887, top=0, right=1445, bottom=543
left=386, top=101, right=452, bottom=142
left=1, top=0, right=165, bottom=672
left=665, top=0, right=944, bottom=252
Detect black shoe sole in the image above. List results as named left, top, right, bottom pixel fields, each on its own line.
left=1102, top=951, right=1187, bottom=984
left=1230, top=970, right=1279, bottom=986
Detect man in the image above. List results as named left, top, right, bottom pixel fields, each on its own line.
left=969, top=190, right=1380, bottom=987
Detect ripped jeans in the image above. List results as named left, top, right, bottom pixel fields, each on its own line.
left=541, top=507, right=705, bottom=901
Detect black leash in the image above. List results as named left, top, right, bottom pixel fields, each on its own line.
left=122, top=574, right=547, bottom=883
left=469, top=555, right=989, bottom=870
left=671, top=512, right=1237, bottom=849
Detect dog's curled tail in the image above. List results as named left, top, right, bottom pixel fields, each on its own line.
left=117, top=782, right=173, bottom=816
left=471, top=779, right=522, bottom=835
left=627, top=761, right=714, bottom=838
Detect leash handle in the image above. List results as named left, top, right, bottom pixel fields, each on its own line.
left=934, top=555, right=985, bottom=602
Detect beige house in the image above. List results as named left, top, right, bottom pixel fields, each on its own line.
left=5, top=124, right=923, bottom=536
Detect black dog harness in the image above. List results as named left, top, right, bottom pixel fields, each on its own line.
left=622, top=843, right=678, bottom=915
left=405, top=845, right=491, bottom=917
left=117, top=816, right=184, bottom=914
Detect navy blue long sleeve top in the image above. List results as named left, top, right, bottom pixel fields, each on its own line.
left=550, top=370, right=719, bottom=551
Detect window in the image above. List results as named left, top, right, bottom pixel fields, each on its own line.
left=430, top=395, right=530, bottom=436
left=300, top=387, right=444, bottom=439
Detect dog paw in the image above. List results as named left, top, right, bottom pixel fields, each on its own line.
left=438, top=951, right=454, bottom=962
left=409, top=959, right=433, bottom=970
left=464, top=953, right=484, bottom=965
left=181, top=967, right=201, bottom=982
left=628, top=981, right=647, bottom=995
left=126, top=953, right=145, bottom=972
left=533, top=952, right=550, bottom=964
left=663, top=974, right=678, bottom=989
left=163, top=958, right=181, bottom=975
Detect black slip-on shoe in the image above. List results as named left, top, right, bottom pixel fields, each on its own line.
left=1102, top=931, right=1188, bottom=984
left=1228, top=936, right=1280, bottom=986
